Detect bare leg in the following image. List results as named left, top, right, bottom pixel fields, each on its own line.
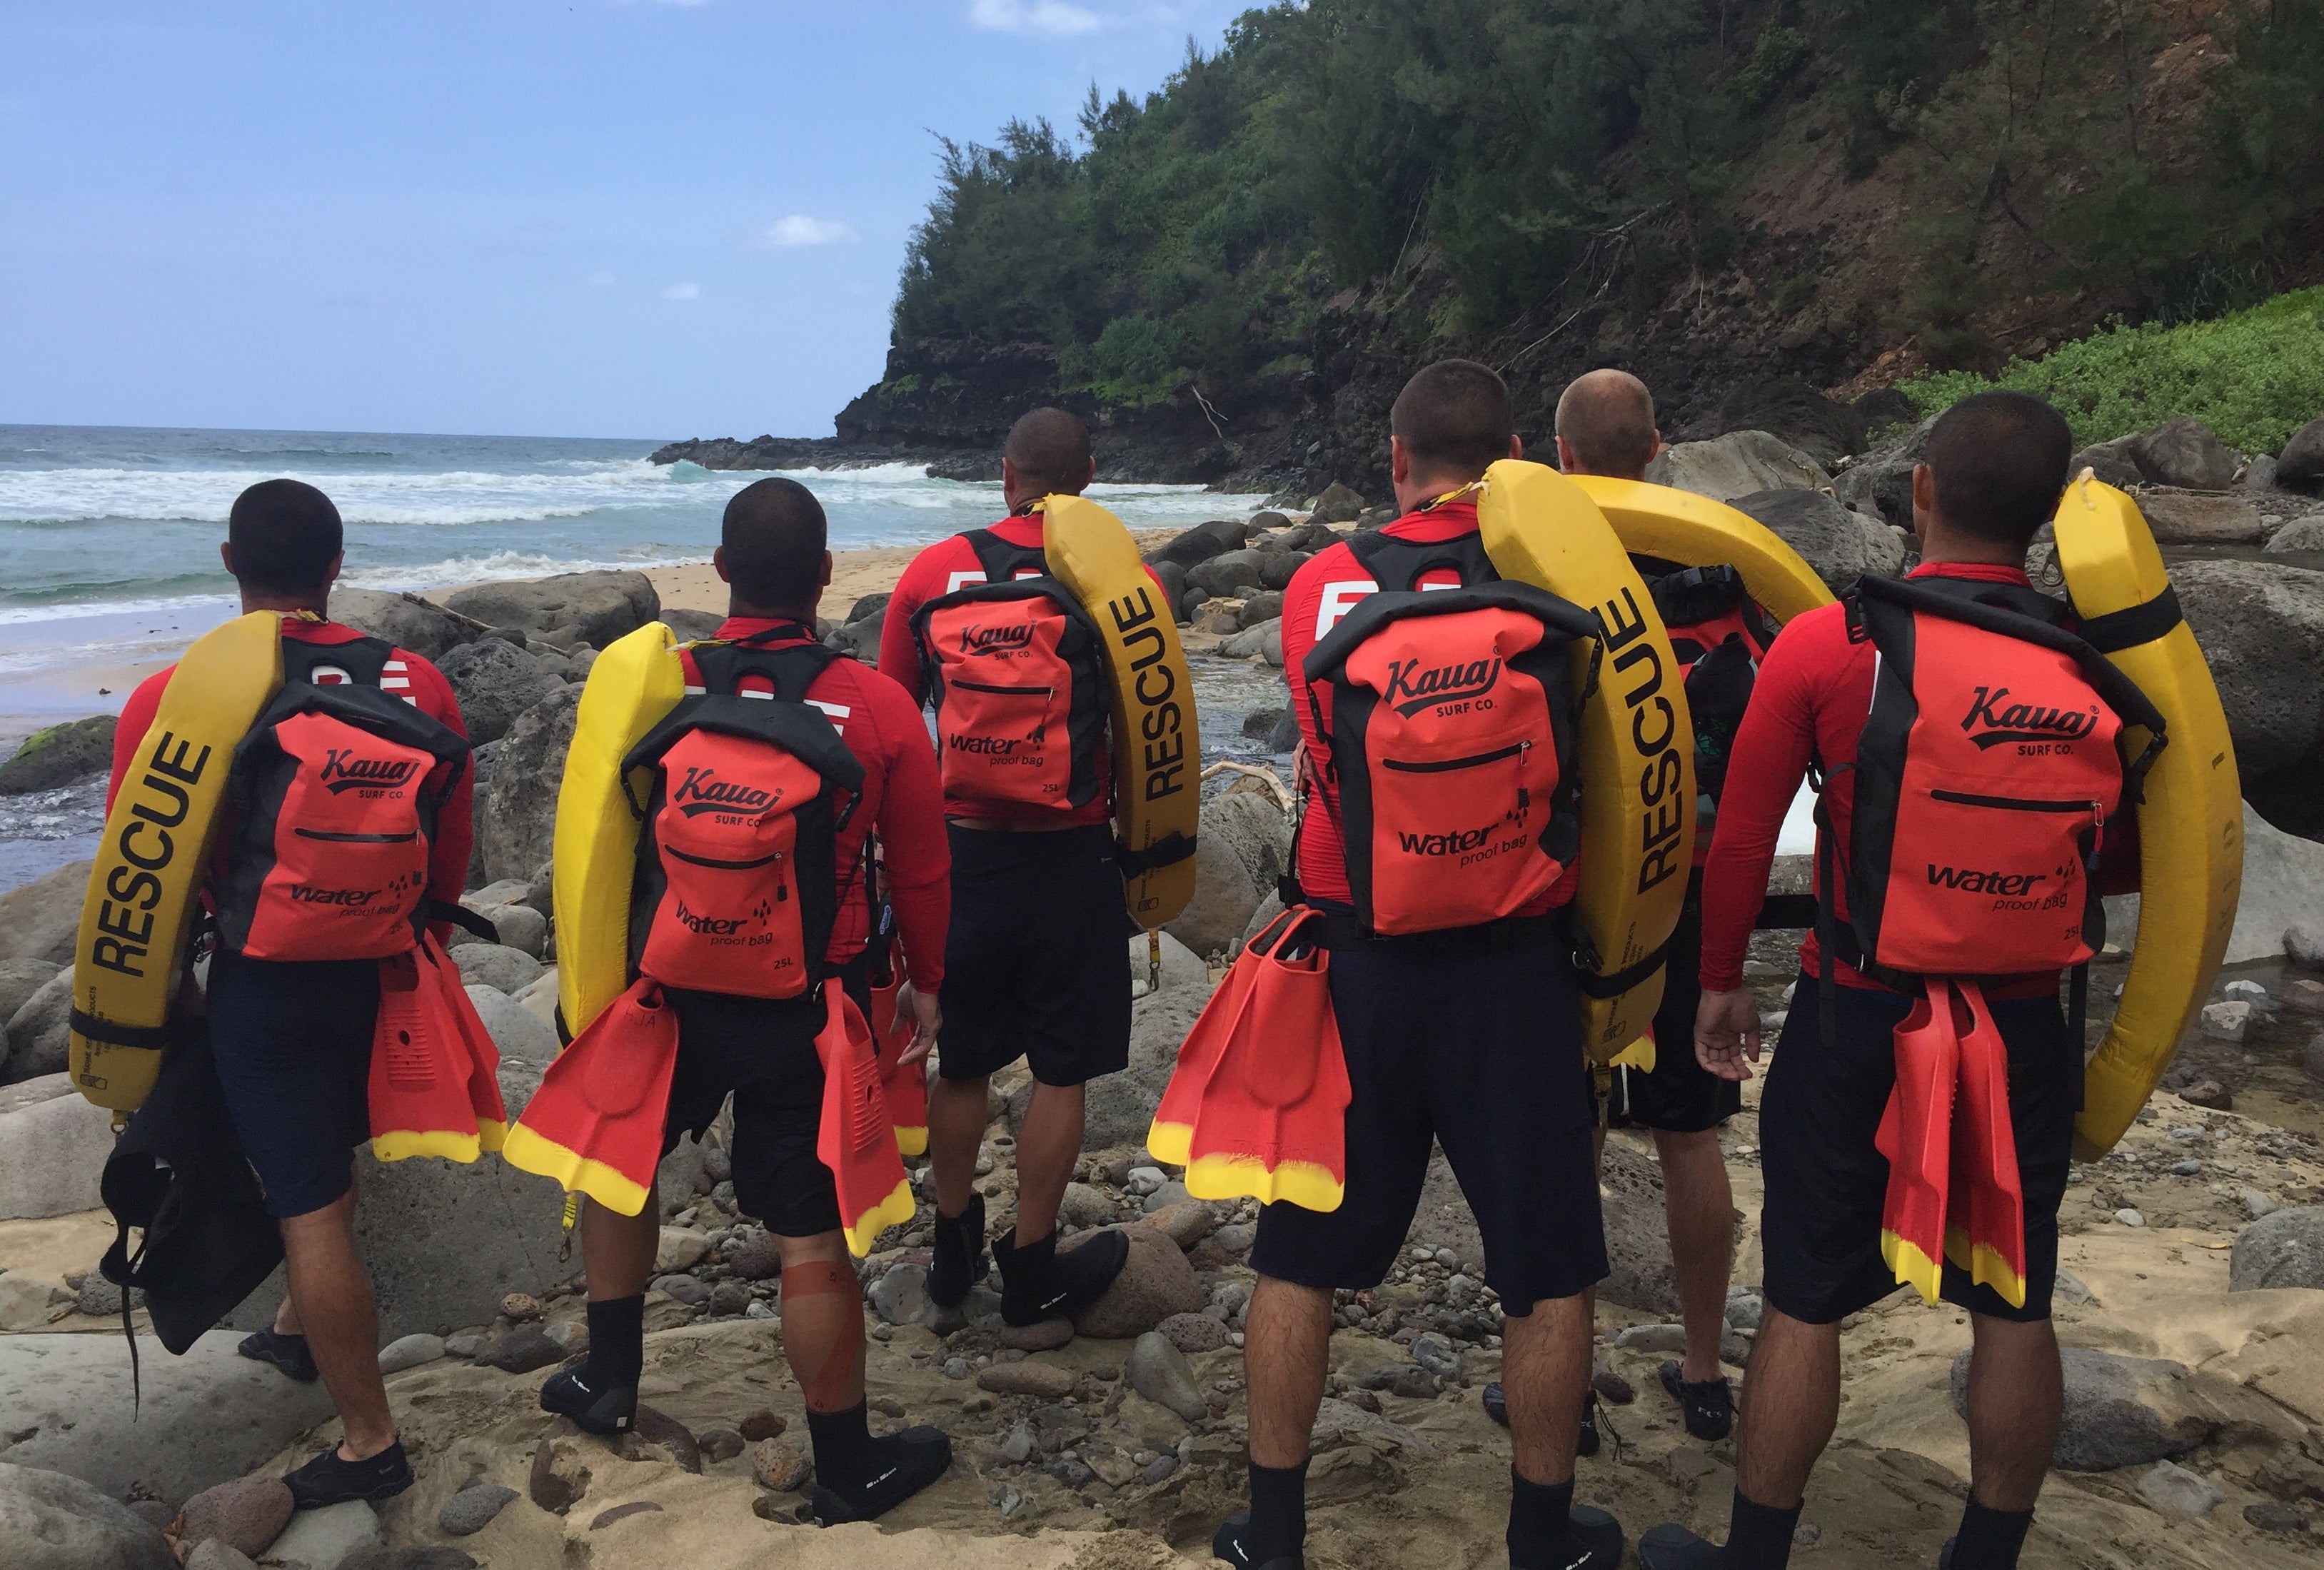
left=1501, top=1292, right=1593, bottom=1484
left=1653, top=1126, right=1736, bottom=1384
left=278, top=1182, right=394, bottom=1460
left=776, top=1232, right=865, bottom=1413
left=1731, top=1307, right=1841, bottom=1509
left=1244, top=1275, right=1332, bottom=1468
left=1963, top=1314, right=2061, bottom=1511
left=580, top=1196, right=661, bottom=1301
left=927, top=1073, right=988, bottom=1217
left=1011, top=1081, right=1087, bottom=1245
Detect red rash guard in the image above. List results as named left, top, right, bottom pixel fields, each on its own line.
left=1699, top=561, right=2138, bottom=997
left=1279, top=498, right=1580, bottom=915
left=880, top=511, right=1164, bottom=827
left=109, top=618, right=475, bottom=922
left=682, top=618, right=949, bottom=992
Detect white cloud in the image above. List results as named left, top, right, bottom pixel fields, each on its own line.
left=970, top=0, right=1101, bottom=36
left=661, top=281, right=701, bottom=301
left=583, top=270, right=615, bottom=288
left=755, top=214, right=860, bottom=249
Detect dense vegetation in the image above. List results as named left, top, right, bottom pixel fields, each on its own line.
left=1903, top=287, right=2324, bottom=452
left=890, top=1, right=2324, bottom=403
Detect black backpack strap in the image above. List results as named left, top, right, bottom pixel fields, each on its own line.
left=428, top=899, right=500, bottom=943
left=692, top=638, right=846, bottom=705
left=965, top=528, right=1048, bottom=586
left=281, top=631, right=396, bottom=686
left=1344, top=528, right=1496, bottom=594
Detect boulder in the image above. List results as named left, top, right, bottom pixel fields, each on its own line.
left=473, top=685, right=581, bottom=885
left=1150, top=560, right=1189, bottom=621
left=1645, top=430, right=1832, bottom=503
left=1239, top=591, right=1285, bottom=628
left=1728, top=489, right=1906, bottom=592
left=1163, top=835, right=1262, bottom=960
left=2108, top=807, right=2324, bottom=968
left=1853, top=388, right=1916, bottom=431
left=1188, top=549, right=1272, bottom=598
left=1204, top=787, right=1293, bottom=895
left=654, top=608, right=722, bottom=642
left=2138, top=490, right=2267, bottom=545
left=2278, top=417, right=2324, bottom=494
left=266, top=1500, right=381, bottom=1570
left=1066, top=1223, right=1208, bottom=1339
left=1259, top=552, right=1309, bottom=592
left=179, top=1475, right=294, bottom=1559
left=4, top=966, right=74, bottom=1084
left=432, top=638, right=562, bottom=747
left=0, top=1462, right=176, bottom=1570
left=0, top=1073, right=114, bottom=1219
left=828, top=615, right=882, bottom=665
left=2230, top=1205, right=2324, bottom=1291
left=2267, top=513, right=2324, bottom=553
left=0, top=957, right=60, bottom=1030
left=464, top=984, right=559, bottom=1084
left=1219, top=618, right=1282, bottom=662
left=1130, top=1330, right=1209, bottom=1421
left=1948, top=1346, right=2209, bottom=1471
left=0, top=1334, right=338, bottom=1504
left=442, top=570, right=658, bottom=651
left=0, top=716, right=116, bottom=795
left=0, top=860, right=91, bottom=966
left=329, top=590, right=476, bottom=661
left=2070, top=440, right=2143, bottom=490
left=1127, top=929, right=1209, bottom=997
left=1079, top=987, right=1207, bottom=1150
left=1675, top=378, right=1866, bottom=468
left=1311, top=483, right=1367, bottom=525
left=1234, top=890, right=1285, bottom=957
left=2173, top=561, right=2324, bottom=775
left=1146, top=519, right=1249, bottom=569
left=450, top=943, right=543, bottom=996
left=1833, top=416, right=1936, bottom=528
left=2129, top=417, right=2239, bottom=491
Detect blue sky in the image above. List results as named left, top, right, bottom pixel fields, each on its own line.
left=0, top=1, right=1252, bottom=440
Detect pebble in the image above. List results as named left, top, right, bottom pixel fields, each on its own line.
left=2200, top=1001, right=2251, bottom=1042
left=1434, top=1248, right=1457, bottom=1268
left=998, top=1317, right=1075, bottom=1352
left=438, top=1484, right=519, bottom=1536
left=2136, top=1459, right=2222, bottom=1514
left=500, top=1292, right=543, bottom=1322
left=698, top=1426, right=745, bottom=1462
left=1793, top=1522, right=1821, bottom=1546
left=476, top=1324, right=565, bottom=1373
left=751, top=1494, right=805, bottom=1524
left=655, top=1227, right=713, bottom=1272
left=751, top=1439, right=813, bottom=1492
left=1131, top=1330, right=1210, bottom=1421
left=990, top=1483, right=1027, bottom=1518
left=1613, top=1322, right=1690, bottom=1352
left=1213, top=1224, right=1255, bottom=1254
left=591, top=1501, right=665, bottom=1530
left=2166, top=1158, right=2203, bottom=1177
left=1724, top=1292, right=1764, bottom=1332
left=652, top=1273, right=709, bottom=1307
left=739, top=1409, right=787, bottom=1441
left=1126, top=1166, right=1167, bottom=1197
left=378, top=1332, right=446, bottom=1374
left=1141, top=1454, right=1180, bottom=1485
left=977, top=1360, right=1079, bottom=1399
left=728, top=1234, right=784, bottom=1280
left=1409, top=1333, right=1462, bottom=1379
left=445, top=1333, right=487, bottom=1359
left=2115, top=1208, right=2146, bottom=1227
left=179, top=1474, right=294, bottom=1559
left=708, top=1279, right=752, bottom=1316
left=2241, top=1187, right=2280, bottom=1219
left=1160, top=1312, right=1231, bottom=1353
left=869, top=1262, right=932, bottom=1325
left=2243, top=1501, right=2308, bottom=1532
left=185, top=1542, right=261, bottom=1570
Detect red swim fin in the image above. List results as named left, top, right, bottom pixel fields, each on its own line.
left=368, top=941, right=487, bottom=1164
left=421, top=933, right=508, bottom=1151
left=1941, top=980, right=2028, bottom=1308
left=868, top=957, right=927, bottom=1157
left=1149, top=907, right=1349, bottom=1212
left=815, top=985, right=916, bottom=1257
left=1876, top=980, right=1960, bottom=1304
left=500, top=978, right=679, bottom=1217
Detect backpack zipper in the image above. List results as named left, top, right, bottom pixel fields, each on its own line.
left=664, top=846, right=785, bottom=871
left=1928, top=789, right=2096, bottom=814
left=293, top=828, right=419, bottom=843
left=953, top=680, right=1055, bottom=697
left=1381, top=741, right=1526, bottom=773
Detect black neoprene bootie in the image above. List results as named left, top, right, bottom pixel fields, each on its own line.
left=927, top=1192, right=988, bottom=1309
left=1660, top=1359, right=1736, bottom=1441
left=283, top=1440, right=414, bottom=1509
left=540, top=1294, right=643, bottom=1434
left=992, top=1226, right=1128, bottom=1327
left=810, top=1424, right=952, bottom=1524
left=1213, top=1511, right=1304, bottom=1569
left=539, top=1366, right=638, bottom=1434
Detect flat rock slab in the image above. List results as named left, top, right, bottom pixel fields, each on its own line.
left=0, top=1331, right=335, bottom=1506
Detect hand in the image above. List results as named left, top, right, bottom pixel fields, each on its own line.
left=1695, top=988, right=1763, bottom=1082
left=894, top=980, right=940, bottom=1068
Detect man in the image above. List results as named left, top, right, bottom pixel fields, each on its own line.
left=1215, top=360, right=1621, bottom=1570
left=106, top=479, right=473, bottom=1508
left=543, top=477, right=955, bottom=1524
left=877, top=409, right=1134, bottom=1324
left=1640, top=393, right=2108, bottom=1570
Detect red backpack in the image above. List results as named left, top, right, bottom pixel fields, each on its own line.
left=623, top=633, right=865, bottom=1000
left=1641, top=560, right=1776, bottom=807
left=1821, top=575, right=2164, bottom=999
left=216, top=637, right=469, bottom=962
left=909, top=529, right=1107, bottom=815
left=1300, top=531, right=1596, bottom=937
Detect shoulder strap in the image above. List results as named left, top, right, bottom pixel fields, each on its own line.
left=1344, top=528, right=1497, bottom=593
left=692, top=638, right=845, bottom=704
left=965, top=527, right=1048, bottom=586
left=281, top=631, right=395, bottom=686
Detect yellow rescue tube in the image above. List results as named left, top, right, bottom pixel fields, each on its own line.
left=1478, top=461, right=1696, bottom=1060
left=1568, top=475, right=1836, bottom=624
left=1041, top=493, right=1202, bottom=928
left=71, top=612, right=286, bottom=1112
left=2052, top=474, right=2243, bottom=1158
left=553, top=621, right=688, bottom=1039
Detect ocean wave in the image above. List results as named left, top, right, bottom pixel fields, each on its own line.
left=0, top=458, right=722, bottom=527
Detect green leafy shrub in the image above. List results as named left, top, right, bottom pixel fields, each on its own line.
left=1902, top=288, right=2324, bottom=453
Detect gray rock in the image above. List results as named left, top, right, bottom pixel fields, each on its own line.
left=1066, top=1224, right=1208, bottom=1339
left=2245, top=453, right=2280, bottom=493
left=1646, top=430, right=1833, bottom=503
left=869, top=1263, right=932, bottom=1326
left=1240, top=592, right=1288, bottom=629
left=1948, top=1346, right=2208, bottom=1471
left=1727, top=488, right=1906, bottom=593
left=1310, top=483, right=1367, bottom=525
left=1163, top=832, right=1262, bottom=960
left=2227, top=807, right=2324, bottom=965
left=2287, top=920, right=2324, bottom=970
left=433, top=638, right=561, bottom=747
left=2270, top=514, right=2324, bottom=553
left=1130, top=1331, right=1209, bottom=1421
left=436, top=1484, right=518, bottom=1537
left=442, top=570, right=658, bottom=652
left=461, top=901, right=546, bottom=959
left=1203, top=787, right=1293, bottom=896
left=471, top=685, right=580, bottom=885
left=663, top=608, right=728, bottom=641
left=1217, top=615, right=1282, bottom=660
left=0, top=715, right=116, bottom=795
left=3, top=965, right=73, bottom=1084
left=1188, top=550, right=1272, bottom=598
left=186, top=1541, right=261, bottom=1570
left=1160, top=1312, right=1230, bottom=1353
left=1259, top=552, right=1308, bottom=592
left=0, top=1461, right=176, bottom=1570
left=376, top=1333, right=445, bottom=1374
left=1077, top=985, right=1207, bottom=1152
left=1674, top=378, right=1867, bottom=468
left=180, top=1474, right=293, bottom=1558
left=476, top=1325, right=565, bottom=1373
left=1058, top=1182, right=1119, bottom=1229
left=997, top=1319, right=1075, bottom=1352
left=2136, top=1459, right=2223, bottom=1514
left=1233, top=891, right=1286, bottom=959
left=2070, top=439, right=2143, bottom=490
left=463, top=982, right=559, bottom=1092
left=450, top=943, right=543, bottom=995
left=650, top=1272, right=707, bottom=1306
left=975, top=1361, right=1077, bottom=1399
left=1833, top=416, right=1936, bottom=528
left=329, top=590, right=476, bottom=661
left=267, top=1499, right=382, bottom=1569
left=1408, top=1332, right=1462, bottom=1379
left=2130, top=417, right=2239, bottom=491
left=0, top=860, right=89, bottom=967
left=0, top=958, right=60, bottom=1037
left=0, top=1072, right=114, bottom=1219
left=2173, top=561, right=2324, bottom=777
left=1613, top=1323, right=1689, bottom=1353
left=2230, top=1204, right=2324, bottom=1290
left=1146, top=518, right=1249, bottom=569
left=2269, top=416, right=2324, bottom=494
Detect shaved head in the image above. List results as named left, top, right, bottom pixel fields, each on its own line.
left=1003, top=407, right=1095, bottom=498
left=1554, top=369, right=1659, bottom=480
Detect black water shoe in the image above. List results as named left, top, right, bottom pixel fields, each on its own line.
left=238, top=1329, right=318, bottom=1384
left=284, top=1440, right=413, bottom=1509
left=1637, top=1524, right=1729, bottom=1569
left=540, top=1366, right=638, bottom=1434
left=927, top=1192, right=989, bottom=1309
left=1659, top=1359, right=1736, bottom=1441
left=993, top=1227, right=1127, bottom=1327
left=810, top=1426, right=952, bottom=1524
left=1212, top=1511, right=1304, bottom=1569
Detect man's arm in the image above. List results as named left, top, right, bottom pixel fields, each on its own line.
left=877, top=553, right=944, bottom=707
left=867, top=681, right=950, bottom=995
left=404, top=655, right=475, bottom=907
left=104, top=670, right=172, bottom=812
left=1696, top=620, right=1825, bottom=992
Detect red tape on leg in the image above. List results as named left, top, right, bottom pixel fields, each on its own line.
left=780, top=1259, right=867, bottom=1413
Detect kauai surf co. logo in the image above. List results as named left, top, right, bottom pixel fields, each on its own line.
left=672, top=767, right=778, bottom=819
left=1383, top=653, right=1502, bottom=717
left=960, top=622, right=1036, bottom=655
left=319, top=748, right=419, bottom=794
left=1958, top=686, right=2099, bottom=750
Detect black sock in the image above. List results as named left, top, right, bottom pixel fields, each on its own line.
left=583, top=1294, right=644, bottom=1387
left=1950, top=1500, right=2033, bottom=1569
left=1726, top=1489, right=1803, bottom=1570
left=1506, top=1469, right=1576, bottom=1567
left=1245, top=1458, right=1308, bottom=1562
left=806, top=1402, right=875, bottom=1489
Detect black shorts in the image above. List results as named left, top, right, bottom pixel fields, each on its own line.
left=1250, top=927, right=1607, bottom=1309
left=206, top=950, right=382, bottom=1219
left=660, top=960, right=873, bottom=1239
left=1759, top=972, right=2079, bottom=1325
left=936, top=822, right=1131, bottom=1087
left=1609, top=879, right=1741, bottom=1134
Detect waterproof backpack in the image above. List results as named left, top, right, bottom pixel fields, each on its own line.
left=624, top=632, right=865, bottom=1000
left=1640, top=560, right=1777, bottom=804
left=1299, top=531, right=1596, bottom=937
left=216, top=635, right=469, bottom=962
left=910, top=528, right=1107, bottom=815
left=1821, top=574, right=2165, bottom=995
